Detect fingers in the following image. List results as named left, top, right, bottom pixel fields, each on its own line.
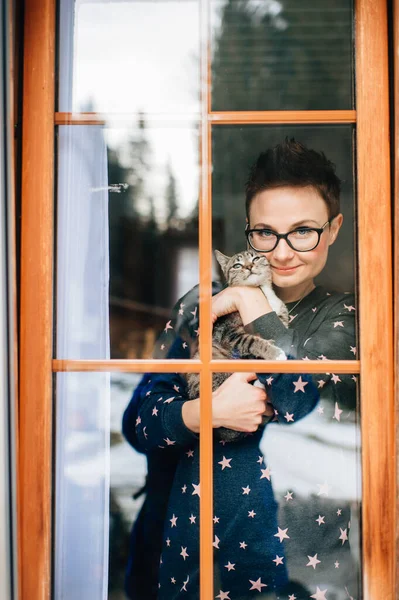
left=263, top=402, right=274, bottom=417
left=234, top=372, right=258, bottom=383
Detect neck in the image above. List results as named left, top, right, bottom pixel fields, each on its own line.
left=274, top=281, right=316, bottom=303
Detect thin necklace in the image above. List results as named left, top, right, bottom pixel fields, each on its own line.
left=288, top=295, right=305, bottom=315
left=287, top=285, right=315, bottom=314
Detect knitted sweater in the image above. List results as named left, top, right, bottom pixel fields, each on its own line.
left=130, top=285, right=357, bottom=600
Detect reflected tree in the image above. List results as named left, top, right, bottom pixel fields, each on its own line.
left=211, top=0, right=354, bottom=292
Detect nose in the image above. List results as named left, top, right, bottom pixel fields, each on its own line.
left=270, top=238, right=296, bottom=262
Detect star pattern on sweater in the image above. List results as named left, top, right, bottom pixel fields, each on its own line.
left=146, top=291, right=358, bottom=598
left=249, top=578, right=267, bottom=591
left=260, top=466, right=271, bottom=480
left=310, top=587, right=328, bottom=600
left=339, top=528, right=348, bottom=545
left=164, top=320, right=173, bottom=332
left=306, top=553, right=321, bottom=569
left=163, top=437, right=176, bottom=446
left=180, top=547, right=189, bottom=560
left=218, top=456, right=232, bottom=470
left=170, top=515, right=178, bottom=527
left=293, top=376, right=308, bottom=393
left=216, top=591, right=230, bottom=600
left=333, top=402, right=343, bottom=421
left=274, top=527, right=289, bottom=543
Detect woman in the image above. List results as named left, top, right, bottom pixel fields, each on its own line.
left=128, top=139, right=357, bottom=600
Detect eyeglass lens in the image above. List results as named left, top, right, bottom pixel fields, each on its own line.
left=248, top=229, right=320, bottom=252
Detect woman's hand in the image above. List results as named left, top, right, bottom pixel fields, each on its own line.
left=182, top=372, right=274, bottom=434
left=211, top=286, right=273, bottom=326
left=212, top=372, right=273, bottom=432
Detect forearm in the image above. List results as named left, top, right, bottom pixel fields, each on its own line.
left=182, top=398, right=200, bottom=433
left=236, top=287, right=274, bottom=326
left=136, top=374, right=199, bottom=450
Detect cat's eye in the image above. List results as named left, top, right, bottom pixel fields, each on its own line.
left=252, top=256, right=260, bottom=262
left=232, top=264, right=242, bottom=269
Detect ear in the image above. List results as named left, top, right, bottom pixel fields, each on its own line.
left=214, top=250, right=230, bottom=276
left=328, top=213, right=343, bottom=246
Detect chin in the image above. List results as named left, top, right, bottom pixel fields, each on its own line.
left=273, top=273, right=303, bottom=288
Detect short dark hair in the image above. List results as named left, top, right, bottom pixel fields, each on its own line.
left=245, top=138, right=341, bottom=220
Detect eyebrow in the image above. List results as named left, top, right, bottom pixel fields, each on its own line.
left=252, top=219, right=321, bottom=229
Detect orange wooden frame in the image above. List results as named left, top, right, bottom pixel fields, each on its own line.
left=19, top=0, right=55, bottom=599
left=18, top=1, right=396, bottom=600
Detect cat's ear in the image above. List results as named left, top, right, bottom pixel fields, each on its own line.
left=214, top=250, right=230, bottom=276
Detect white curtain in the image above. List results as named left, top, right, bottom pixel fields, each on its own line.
left=55, top=2, right=111, bottom=592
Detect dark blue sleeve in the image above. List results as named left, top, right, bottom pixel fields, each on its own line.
left=258, top=368, right=319, bottom=424
left=122, top=373, right=153, bottom=453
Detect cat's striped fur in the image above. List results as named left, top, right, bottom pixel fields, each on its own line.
left=186, top=249, right=288, bottom=441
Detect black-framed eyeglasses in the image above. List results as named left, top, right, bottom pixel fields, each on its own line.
left=245, top=220, right=331, bottom=253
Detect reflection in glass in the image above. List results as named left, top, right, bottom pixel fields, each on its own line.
left=210, top=370, right=360, bottom=600
left=211, top=0, right=353, bottom=111
left=56, top=123, right=200, bottom=360
left=54, top=372, right=111, bottom=600
left=262, top=372, right=361, bottom=599
left=107, top=123, right=200, bottom=359
left=58, top=0, right=200, bottom=115
left=212, top=125, right=355, bottom=292
left=109, top=373, right=149, bottom=599
left=120, top=370, right=201, bottom=600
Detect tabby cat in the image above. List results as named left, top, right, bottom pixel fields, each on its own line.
left=186, top=249, right=288, bottom=441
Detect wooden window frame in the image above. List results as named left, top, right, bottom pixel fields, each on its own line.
left=19, top=0, right=395, bottom=599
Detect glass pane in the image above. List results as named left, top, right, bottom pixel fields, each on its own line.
left=211, top=0, right=354, bottom=111
left=114, top=370, right=201, bottom=599
left=54, top=371, right=201, bottom=600
left=54, top=372, right=111, bottom=600
left=55, top=122, right=200, bottom=359
left=212, top=125, right=355, bottom=293
left=211, top=370, right=360, bottom=599
left=58, top=0, right=200, bottom=115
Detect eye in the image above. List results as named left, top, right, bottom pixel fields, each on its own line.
left=257, top=229, right=275, bottom=238
left=232, top=263, right=242, bottom=269
left=292, top=228, right=313, bottom=237
left=252, top=256, right=260, bottom=262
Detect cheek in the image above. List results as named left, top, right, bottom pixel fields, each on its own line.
left=304, top=240, right=329, bottom=270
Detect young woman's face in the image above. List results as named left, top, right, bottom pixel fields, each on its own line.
left=248, top=186, right=343, bottom=302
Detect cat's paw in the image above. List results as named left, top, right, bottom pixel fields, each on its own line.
left=275, top=349, right=287, bottom=361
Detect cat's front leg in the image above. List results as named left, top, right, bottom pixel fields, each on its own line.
left=250, top=336, right=287, bottom=361
left=260, top=284, right=289, bottom=327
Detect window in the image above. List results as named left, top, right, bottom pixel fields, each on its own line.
left=19, top=0, right=395, bottom=599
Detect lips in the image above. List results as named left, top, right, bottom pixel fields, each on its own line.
left=271, top=265, right=300, bottom=274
